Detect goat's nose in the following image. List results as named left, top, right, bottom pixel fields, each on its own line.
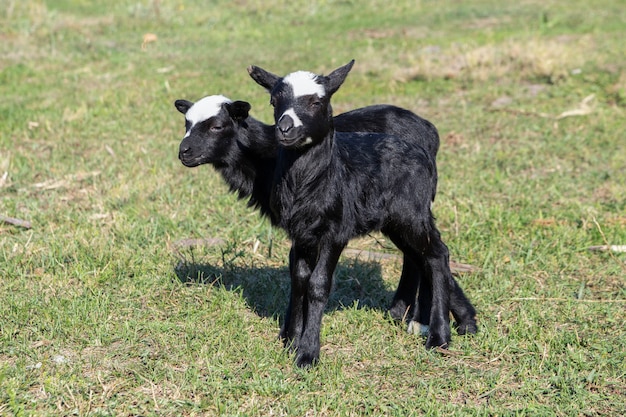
left=277, top=114, right=294, bottom=134
left=179, top=144, right=191, bottom=158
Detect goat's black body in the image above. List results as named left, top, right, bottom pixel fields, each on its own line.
left=247, top=60, right=476, bottom=367
left=273, top=132, right=434, bottom=246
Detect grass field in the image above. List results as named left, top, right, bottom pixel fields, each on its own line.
left=1, top=0, right=625, bottom=415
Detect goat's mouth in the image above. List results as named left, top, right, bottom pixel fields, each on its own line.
left=276, top=125, right=313, bottom=149
left=278, top=135, right=314, bottom=149
left=179, top=154, right=208, bottom=167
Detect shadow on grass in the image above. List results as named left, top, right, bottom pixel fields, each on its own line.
left=173, top=257, right=395, bottom=320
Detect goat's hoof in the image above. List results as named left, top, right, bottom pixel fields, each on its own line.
left=295, top=352, right=319, bottom=368
left=455, top=319, right=478, bottom=335
left=425, top=332, right=450, bottom=350
left=388, top=301, right=410, bottom=322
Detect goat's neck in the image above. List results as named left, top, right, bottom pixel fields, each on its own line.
left=280, top=129, right=336, bottom=185
left=226, top=117, right=276, bottom=186
left=237, top=118, right=278, bottom=159
left=212, top=118, right=273, bottom=199
left=272, top=129, right=338, bottom=239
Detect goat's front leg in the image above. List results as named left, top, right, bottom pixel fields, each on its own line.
left=281, top=243, right=314, bottom=349
left=296, top=240, right=345, bottom=368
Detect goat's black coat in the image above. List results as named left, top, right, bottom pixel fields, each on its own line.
left=247, top=60, right=476, bottom=367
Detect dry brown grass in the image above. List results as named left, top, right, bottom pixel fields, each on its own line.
left=349, top=31, right=599, bottom=87
left=395, top=35, right=597, bottom=83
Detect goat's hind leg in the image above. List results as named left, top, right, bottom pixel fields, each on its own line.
left=449, top=278, right=477, bottom=335
left=407, top=264, right=477, bottom=337
left=408, top=260, right=433, bottom=337
left=388, top=254, right=432, bottom=336
left=410, top=273, right=477, bottom=337
left=388, top=253, right=420, bottom=322
left=387, top=231, right=476, bottom=337
left=421, top=229, right=454, bottom=349
left=391, top=224, right=452, bottom=348
left=385, top=231, right=426, bottom=324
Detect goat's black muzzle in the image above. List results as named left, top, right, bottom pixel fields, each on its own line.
left=178, top=143, right=202, bottom=167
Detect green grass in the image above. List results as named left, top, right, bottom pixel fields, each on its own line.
left=1, top=0, right=625, bottom=415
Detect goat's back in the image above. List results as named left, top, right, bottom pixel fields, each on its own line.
left=335, top=105, right=439, bottom=159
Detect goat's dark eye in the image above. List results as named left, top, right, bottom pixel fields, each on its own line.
left=311, top=100, right=322, bottom=107
left=210, top=125, right=223, bottom=132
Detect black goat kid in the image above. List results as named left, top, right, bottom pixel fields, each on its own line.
left=247, top=60, right=476, bottom=367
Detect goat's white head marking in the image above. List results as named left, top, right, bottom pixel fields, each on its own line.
left=283, top=71, right=326, bottom=98
left=184, top=95, right=232, bottom=138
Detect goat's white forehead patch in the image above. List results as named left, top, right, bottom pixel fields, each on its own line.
left=186, top=95, right=232, bottom=126
left=283, top=71, right=326, bottom=98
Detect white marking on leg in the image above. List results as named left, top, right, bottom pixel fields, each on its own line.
left=284, top=71, right=326, bottom=98
left=407, top=321, right=430, bottom=336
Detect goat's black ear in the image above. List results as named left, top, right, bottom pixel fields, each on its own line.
left=174, top=99, right=194, bottom=114
left=247, top=65, right=280, bottom=91
left=227, top=100, right=251, bottom=121
left=326, top=59, right=355, bottom=97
